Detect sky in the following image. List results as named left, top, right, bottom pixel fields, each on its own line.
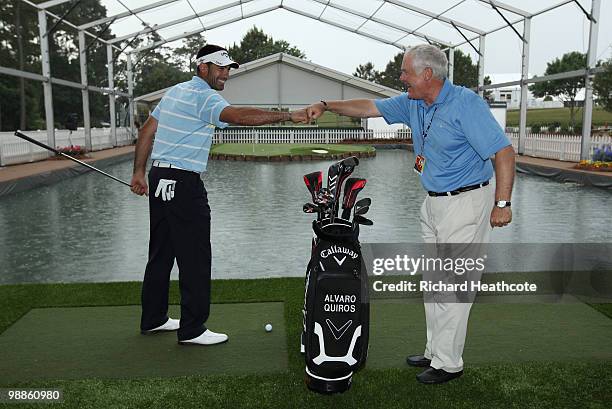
left=95, top=0, right=612, bottom=84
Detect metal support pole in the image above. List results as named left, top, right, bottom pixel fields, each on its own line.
left=127, top=53, right=135, bottom=140
left=38, top=10, right=55, bottom=151
left=477, top=35, right=485, bottom=97
left=448, top=47, right=454, bottom=83
left=107, top=44, right=117, bottom=146
left=518, top=17, right=531, bottom=155
left=580, top=0, right=601, bottom=161
left=277, top=60, right=282, bottom=112
left=78, top=30, right=92, bottom=151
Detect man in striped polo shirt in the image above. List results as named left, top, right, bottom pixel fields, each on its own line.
left=130, top=44, right=307, bottom=345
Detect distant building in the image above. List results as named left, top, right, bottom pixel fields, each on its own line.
left=487, top=73, right=568, bottom=110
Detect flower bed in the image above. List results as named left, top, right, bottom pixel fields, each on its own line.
left=54, top=145, right=89, bottom=159
left=574, top=160, right=612, bottom=172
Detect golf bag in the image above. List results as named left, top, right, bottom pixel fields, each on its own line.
left=302, top=217, right=370, bottom=394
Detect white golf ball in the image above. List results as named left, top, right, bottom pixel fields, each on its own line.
left=265, top=323, right=273, bottom=332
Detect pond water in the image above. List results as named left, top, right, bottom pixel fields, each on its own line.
left=0, top=150, right=610, bottom=284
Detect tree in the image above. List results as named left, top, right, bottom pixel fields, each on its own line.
left=134, top=63, right=190, bottom=97
left=378, top=52, right=404, bottom=91
left=125, top=26, right=190, bottom=98
left=354, top=62, right=380, bottom=82
left=0, top=0, right=43, bottom=131
left=529, top=51, right=586, bottom=129
left=173, top=33, right=206, bottom=72
left=352, top=49, right=491, bottom=98
left=451, top=50, right=479, bottom=88
left=593, top=57, right=612, bottom=112
left=227, top=26, right=305, bottom=65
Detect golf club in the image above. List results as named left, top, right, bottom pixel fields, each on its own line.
left=353, top=198, right=371, bottom=219
left=353, top=215, right=373, bottom=226
left=354, top=205, right=369, bottom=217
left=326, top=156, right=359, bottom=223
left=341, top=178, right=367, bottom=220
left=14, top=130, right=132, bottom=188
left=303, top=171, right=323, bottom=203
left=340, top=178, right=361, bottom=220
left=303, top=202, right=320, bottom=214
left=331, top=156, right=359, bottom=220
left=354, top=198, right=371, bottom=208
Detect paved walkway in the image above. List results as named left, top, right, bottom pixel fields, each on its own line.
left=515, top=155, right=611, bottom=178
left=0, top=145, right=135, bottom=183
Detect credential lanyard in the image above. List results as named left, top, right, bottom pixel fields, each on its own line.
left=419, top=106, right=438, bottom=153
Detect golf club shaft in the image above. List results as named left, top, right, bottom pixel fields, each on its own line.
left=14, top=130, right=132, bottom=188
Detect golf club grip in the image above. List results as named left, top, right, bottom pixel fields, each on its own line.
left=14, top=130, right=132, bottom=188
left=15, top=130, right=61, bottom=155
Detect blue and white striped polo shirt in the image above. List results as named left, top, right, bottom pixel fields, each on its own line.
left=150, top=76, right=230, bottom=173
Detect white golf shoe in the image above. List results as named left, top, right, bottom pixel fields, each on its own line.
left=141, top=318, right=180, bottom=334
left=179, top=329, right=228, bottom=345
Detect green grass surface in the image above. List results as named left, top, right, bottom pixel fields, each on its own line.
left=211, top=143, right=374, bottom=156
left=1, top=279, right=611, bottom=409
left=0, top=303, right=287, bottom=383
left=506, top=107, right=612, bottom=127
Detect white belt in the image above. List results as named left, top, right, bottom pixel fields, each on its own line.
left=152, top=160, right=187, bottom=171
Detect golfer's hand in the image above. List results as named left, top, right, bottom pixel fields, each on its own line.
left=130, top=172, right=148, bottom=196
left=290, top=109, right=308, bottom=124
left=155, top=179, right=176, bottom=202
left=490, top=207, right=512, bottom=228
left=306, top=103, right=326, bottom=122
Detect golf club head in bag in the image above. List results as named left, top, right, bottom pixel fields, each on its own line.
left=304, top=171, right=323, bottom=203
left=353, top=215, right=373, bottom=226
left=354, top=198, right=371, bottom=209
left=303, top=202, right=321, bottom=214
left=354, top=205, right=369, bottom=217
left=327, top=157, right=359, bottom=221
left=341, top=178, right=367, bottom=220
left=353, top=198, right=371, bottom=219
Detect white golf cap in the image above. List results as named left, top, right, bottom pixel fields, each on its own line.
left=195, top=49, right=239, bottom=69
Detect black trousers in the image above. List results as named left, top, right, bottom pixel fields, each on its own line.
left=140, top=166, right=212, bottom=341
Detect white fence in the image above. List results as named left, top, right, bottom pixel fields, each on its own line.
left=0, top=128, right=134, bottom=166
left=3, top=127, right=609, bottom=166
left=507, top=132, right=612, bottom=162
left=214, top=128, right=412, bottom=144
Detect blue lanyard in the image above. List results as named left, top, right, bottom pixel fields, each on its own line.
left=419, top=106, right=438, bottom=153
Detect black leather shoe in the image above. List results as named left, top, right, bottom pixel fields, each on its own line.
left=416, top=367, right=463, bottom=384
left=406, top=355, right=432, bottom=367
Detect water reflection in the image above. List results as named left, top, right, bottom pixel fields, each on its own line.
left=0, top=150, right=609, bottom=284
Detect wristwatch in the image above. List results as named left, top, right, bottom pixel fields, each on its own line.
left=495, top=200, right=511, bottom=208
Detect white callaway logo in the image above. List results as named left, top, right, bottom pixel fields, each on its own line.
left=320, top=245, right=358, bottom=260
left=333, top=256, right=347, bottom=266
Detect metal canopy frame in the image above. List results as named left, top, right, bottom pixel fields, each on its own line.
left=0, top=0, right=603, bottom=159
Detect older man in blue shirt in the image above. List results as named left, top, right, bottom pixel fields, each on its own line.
left=306, top=44, right=515, bottom=384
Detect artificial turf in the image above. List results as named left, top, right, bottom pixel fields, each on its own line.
left=1, top=278, right=611, bottom=409
left=0, top=303, right=287, bottom=383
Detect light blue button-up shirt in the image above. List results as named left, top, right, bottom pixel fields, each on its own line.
left=151, top=76, right=230, bottom=173
left=375, top=79, right=510, bottom=192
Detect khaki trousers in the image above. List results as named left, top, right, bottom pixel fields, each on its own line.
left=419, top=183, right=494, bottom=372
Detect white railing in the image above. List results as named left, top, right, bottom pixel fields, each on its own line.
left=0, top=128, right=134, bottom=166
left=213, top=128, right=412, bottom=144
left=3, top=127, right=609, bottom=166
left=507, top=132, right=612, bottom=162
